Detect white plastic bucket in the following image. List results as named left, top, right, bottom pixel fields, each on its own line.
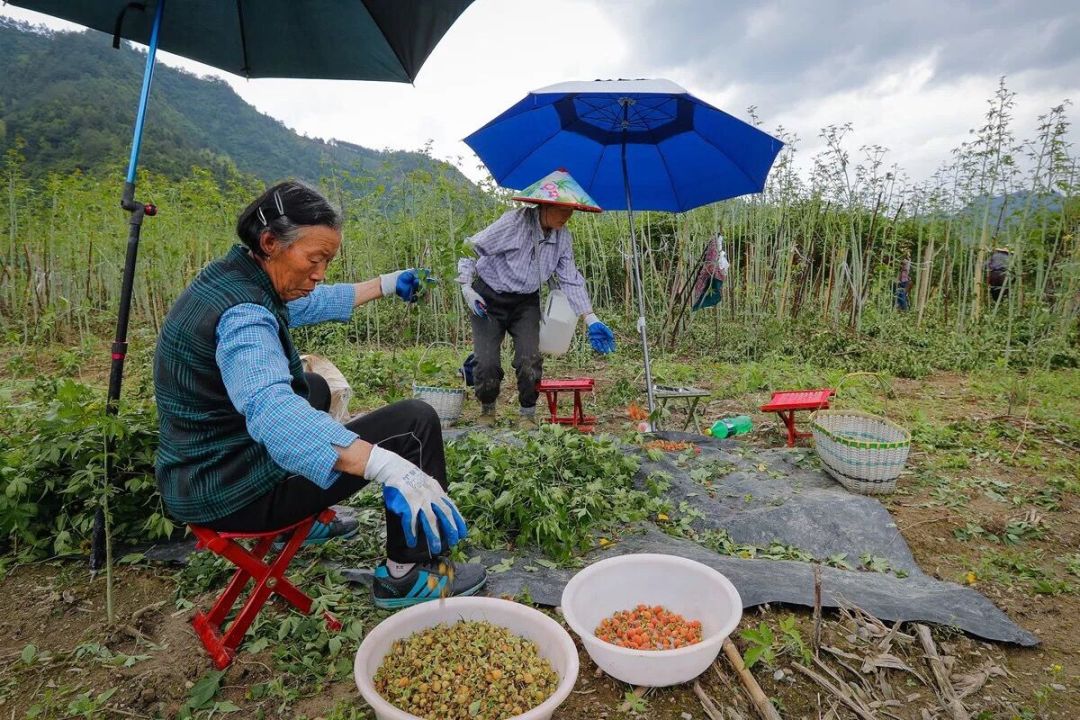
left=538, top=290, right=576, bottom=356
left=560, top=554, right=742, bottom=687
left=354, top=597, right=579, bottom=720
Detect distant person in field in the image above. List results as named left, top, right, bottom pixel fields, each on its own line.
left=894, top=256, right=912, bottom=311
left=456, top=169, right=616, bottom=426
left=153, top=180, right=485, bottom=608
left=986, top=246, right=1011, bottom=302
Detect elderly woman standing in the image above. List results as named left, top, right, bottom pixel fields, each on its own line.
left=457, top=169, right=616, bottom=425
left=154, top=180, right=485, bottom=608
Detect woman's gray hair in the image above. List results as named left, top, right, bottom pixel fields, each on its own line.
left=236, top=180, right=342, bottom=257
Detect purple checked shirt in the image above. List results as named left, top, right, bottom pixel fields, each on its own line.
left=456, top=206, right=593, bottom=315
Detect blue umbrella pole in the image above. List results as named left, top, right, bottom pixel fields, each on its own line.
left=91, top=0, right=165, bottom=574
left=621, top=121, right=657, bottom=415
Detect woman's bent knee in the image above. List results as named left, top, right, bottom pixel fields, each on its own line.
left=397, top=398, right=440, bottom=426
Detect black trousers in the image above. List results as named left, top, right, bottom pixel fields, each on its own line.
left=470, top=277, right=543, bottom=408
left=204, top=373, right=448, bottom=563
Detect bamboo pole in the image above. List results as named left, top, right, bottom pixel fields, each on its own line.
left=721, top=638, right=782, bottom=720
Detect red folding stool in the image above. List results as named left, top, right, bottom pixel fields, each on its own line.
left=537, top=378, right=596, bottom=432
left=760, top=388, right=835, bottom=447
left=189, top=507, right=342, bottom=669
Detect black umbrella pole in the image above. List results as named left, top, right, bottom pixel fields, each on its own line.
left=90, top=183, right=155, bottom=573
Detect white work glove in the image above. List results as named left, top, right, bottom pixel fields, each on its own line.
left=460, top=284, right=488, bottom=317
left=364, top=446, right=467, bottom=555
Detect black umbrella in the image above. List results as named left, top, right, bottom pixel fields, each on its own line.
left=6, top=0, right=474, bottom=570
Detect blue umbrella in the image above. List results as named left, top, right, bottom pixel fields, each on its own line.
left=465, top=79, right=783, bottom=413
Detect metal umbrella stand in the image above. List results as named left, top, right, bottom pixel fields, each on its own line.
left=617, top=99, right=656, bottom=410
left=466, top=79, right=784, bottom=415
left=8, top=0, right=475, bottom=570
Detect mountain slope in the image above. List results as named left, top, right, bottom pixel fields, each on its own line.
left=0, top=18, right=462, bottom=187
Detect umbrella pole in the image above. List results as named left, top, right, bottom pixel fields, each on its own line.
left=620, top=130, right=657, bottom=415
left=91, top=0, right=165, bottom=575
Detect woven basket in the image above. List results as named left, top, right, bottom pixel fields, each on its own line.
left=411, top=343, right=466, bottom=425
left=811, top=410, right=911, bottom=494
left=412, top=384, right=465, bottom=424
left=810, top=373, right=911, bottom=495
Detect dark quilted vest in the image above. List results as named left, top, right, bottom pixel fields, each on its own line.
left=154, top=244, right=308, bottom=523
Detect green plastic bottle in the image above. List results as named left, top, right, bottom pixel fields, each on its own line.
left=705, top=415, right=753, bottom=438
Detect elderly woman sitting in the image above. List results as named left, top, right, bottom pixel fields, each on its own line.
left=153, top=180, right=485, bottom=608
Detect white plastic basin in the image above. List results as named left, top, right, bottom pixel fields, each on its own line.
left=354, top=597, right=579, bottom=720
left=560, top=553, right=742, bottom=687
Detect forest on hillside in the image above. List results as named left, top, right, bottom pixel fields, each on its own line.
left=0, top=18, right=459, bottom=187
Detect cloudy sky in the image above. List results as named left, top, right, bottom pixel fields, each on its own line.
left=3, top=0, right=1078, bottom=184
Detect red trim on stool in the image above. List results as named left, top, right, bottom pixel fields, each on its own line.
left=760, top=388, right=835, bottom=447
left=537, top=378, right=596, bottom=433
left=188, top=509, right=340, bottom=669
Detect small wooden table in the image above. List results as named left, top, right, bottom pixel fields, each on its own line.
left=654, top=384, right=711, bottom=431
left=760, top=388, right=835, bottom=447
left=537, top=378, right=596, bottom=432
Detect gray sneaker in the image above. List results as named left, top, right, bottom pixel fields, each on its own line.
left=477, top=403, right=497, bottom=427
left=371, top=558, right=487, bottom=609
left=517, top=406, right=539, bottom=428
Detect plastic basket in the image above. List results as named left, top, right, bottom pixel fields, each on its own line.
left=411, top=342, right=466, bottom=425
left=810, top=373, right=911, bottom=495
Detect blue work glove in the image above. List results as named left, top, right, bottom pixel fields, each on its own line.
left=380, top=268, right=434, bottom=303
left=460, top=284, right=488, bottom=317
left=364, top=446, right=467, bottom=555
left=584, top=313, right=616, bottom=354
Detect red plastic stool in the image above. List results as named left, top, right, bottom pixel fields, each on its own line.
left=189, top=508, right=342, bottom=669
left=537, top=378, right=596, bottom=432
left=760, top=388, right=835, bottom=447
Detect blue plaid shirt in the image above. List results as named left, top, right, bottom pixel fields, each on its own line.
left=456, top=206, right=593, bottom=315
left=215, top=283, right=357, bottom=489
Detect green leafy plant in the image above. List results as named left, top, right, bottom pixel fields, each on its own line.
left=65, top=688, right=118, bottom=719
left=778, top=616, right=812, bottom=663
left=739, top=622, right=777, bottom=669
left=1, top=378, right=171, bottom=558
left=1064, top=553, right=1080, bottom=578
left=177, top=670, right=241, bottom=719
left=859, top=553, right=908, bottom=578
left=446, top=426, right=657, bottom=560
left=621, top=690, right=649, bottom=713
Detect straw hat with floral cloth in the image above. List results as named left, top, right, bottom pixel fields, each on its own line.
left=511, top=168, right=603, bottom=213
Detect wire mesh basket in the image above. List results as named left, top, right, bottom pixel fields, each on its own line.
left=810, top=373, right=912, bottom=495
left=411, top=342, right=466, bottom=425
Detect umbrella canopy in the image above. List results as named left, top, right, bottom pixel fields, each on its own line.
left=10, top=0, right=473, bottom=81
left=465, top=79, right=783, bottom=213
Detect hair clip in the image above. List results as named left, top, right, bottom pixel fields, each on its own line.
left=256, top=190, right=287, bottom=227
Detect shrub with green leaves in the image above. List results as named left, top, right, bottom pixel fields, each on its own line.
left=446, top=425, right=657, bottom=560
left=1, top=378, right=171, bottom=557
